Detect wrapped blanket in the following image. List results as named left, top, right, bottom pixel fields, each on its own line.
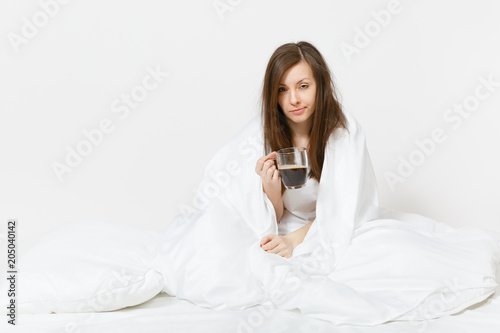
left=151, top=109, right=499, bottom=325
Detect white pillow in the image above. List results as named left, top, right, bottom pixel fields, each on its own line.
left=14, top=221, right=164, bottom=314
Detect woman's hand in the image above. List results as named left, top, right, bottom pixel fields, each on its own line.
left=255, top=151, right=284, bottom=222
left=260, top=234, right=294, bottom=258
left=255, top=151, right=281, bottom=194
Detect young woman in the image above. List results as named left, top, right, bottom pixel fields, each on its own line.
left=151, top=41, right=498, bottom=325
left=16, top=41, right=498, bottom=327
left=256, top=41, right=347, bottom=258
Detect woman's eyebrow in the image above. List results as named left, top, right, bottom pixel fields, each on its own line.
left=279, top=78, right=310, bottom=86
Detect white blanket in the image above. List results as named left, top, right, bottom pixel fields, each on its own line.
left=151, top=109, right=499, bottom=325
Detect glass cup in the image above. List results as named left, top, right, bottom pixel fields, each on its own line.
left=276, top=147, right=308, bottom=189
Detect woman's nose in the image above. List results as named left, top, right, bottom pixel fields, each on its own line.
left=289, top=90, right=299, bottom=105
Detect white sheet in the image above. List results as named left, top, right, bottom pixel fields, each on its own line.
left=151, top=109, right=499, bottom=325
left=3, top=251, right=499, bottom=333
left=3, top=110, right=499, bottom=330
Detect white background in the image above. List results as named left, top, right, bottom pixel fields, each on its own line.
left=1, top=0, right=499, bottom=255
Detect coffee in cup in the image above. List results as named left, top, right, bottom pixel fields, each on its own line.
left=276, top=147, right=308, bottom=189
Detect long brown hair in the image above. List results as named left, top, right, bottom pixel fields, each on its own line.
left=260, top=41, right=347, bottom=195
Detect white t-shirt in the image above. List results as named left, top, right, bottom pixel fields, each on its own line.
left=277, top=175, right=319, bottom=236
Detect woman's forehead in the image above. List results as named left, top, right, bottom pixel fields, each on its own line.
left=280, top=62, right=314, bottom=85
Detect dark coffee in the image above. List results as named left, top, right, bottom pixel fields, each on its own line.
left=279, top=164, right=307, bottom=188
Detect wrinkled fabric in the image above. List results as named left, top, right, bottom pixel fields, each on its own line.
left=151, top=109, right=499, bottom=326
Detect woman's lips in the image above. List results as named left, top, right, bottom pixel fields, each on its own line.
left=291, top=108, right=305, bottom=115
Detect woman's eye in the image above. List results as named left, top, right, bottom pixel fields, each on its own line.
left=300, top=84, right=308, bottom=89
left=278, top=87, right=286, bottom=93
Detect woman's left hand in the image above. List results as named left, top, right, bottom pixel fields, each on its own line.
left=260, top=234, right=294, bottom=258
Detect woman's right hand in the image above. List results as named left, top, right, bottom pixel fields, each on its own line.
left=255, top=151, right=281, bottom=193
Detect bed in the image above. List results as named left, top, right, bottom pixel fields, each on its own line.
left=2, top=225, right=499, bottom=333
left=4, top=273, right=500, bottom=333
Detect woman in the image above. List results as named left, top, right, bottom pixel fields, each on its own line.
left=255, top=41, right=347, bottom=259
left=16, top=41, right=498, bottom=327
left=151, top=41, right=498, bottom=325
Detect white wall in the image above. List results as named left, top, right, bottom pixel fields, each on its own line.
left=1, top=0, right=499, bottom=255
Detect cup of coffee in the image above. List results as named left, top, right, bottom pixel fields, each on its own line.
left=276, top=147, right=308, bottom=189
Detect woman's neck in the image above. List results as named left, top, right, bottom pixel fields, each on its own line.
left=288, top=118, right=312, bottom=140
left=292, top=135, right=310, bottom=149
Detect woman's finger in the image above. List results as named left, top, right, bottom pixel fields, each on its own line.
left=266, top=165, right=276, bottom=176
left=255, top=152, right=276, bottom=174
left=255, top=160, right=264, bottom=174
left=279, top=251, right=291, bottom=258
left=269, top=243, right=282, bottom=254
left=260, top=234, right=272, bottom=246
left=263, top=159, right=275, bottom=171
left=263, top=238, right=279, bottom=251
left=261, top=234, right=277, bottom=247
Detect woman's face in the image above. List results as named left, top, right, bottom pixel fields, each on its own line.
left=277, top=61, right=317, bottom=132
